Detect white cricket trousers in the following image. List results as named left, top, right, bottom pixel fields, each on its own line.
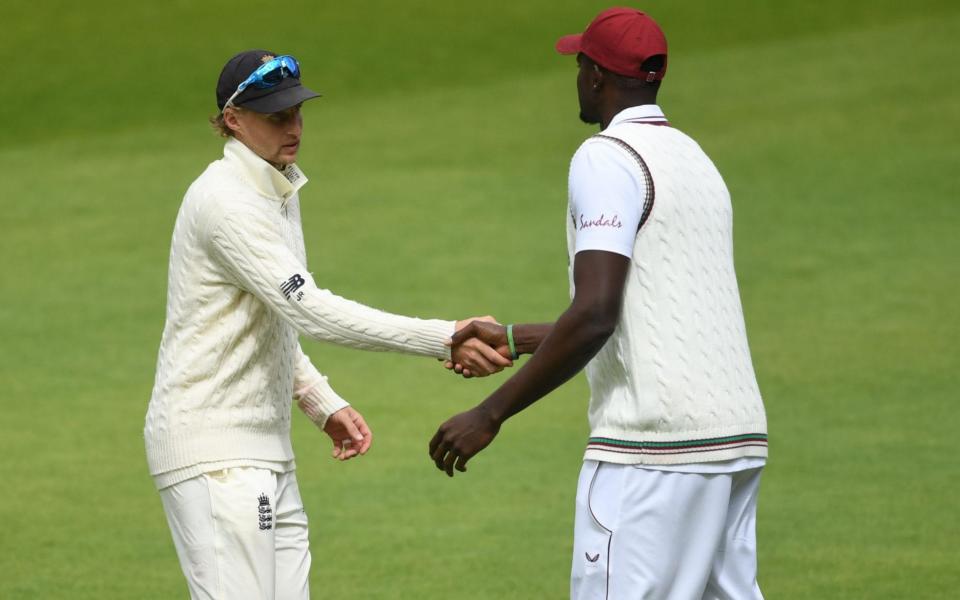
left=571, top=461, right=764, bottom=600
left=159, top=467, right=311, bottom=600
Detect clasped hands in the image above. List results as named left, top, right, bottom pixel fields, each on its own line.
left=323, top=316, right=513, bottom=464
left=446, top=317, right=513, bottom=378
left=323, top=317, right=510, bottom=465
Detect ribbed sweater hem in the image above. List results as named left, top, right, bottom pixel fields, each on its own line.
left=152, top=458, right=295, bottom=490
left=584, top=424, right=768, bottom=466
left=145, top=429, right=294, bottom=475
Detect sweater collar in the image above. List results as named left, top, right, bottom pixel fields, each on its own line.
left=223, top=137, right=308, bottom=204
left=606, top=104, right=668, bottom=128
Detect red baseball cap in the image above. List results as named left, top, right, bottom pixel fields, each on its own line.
left=556, top=7, right=668, bottom=82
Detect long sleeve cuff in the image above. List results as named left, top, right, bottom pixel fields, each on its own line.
left=295, top=376, right=350, bottom=428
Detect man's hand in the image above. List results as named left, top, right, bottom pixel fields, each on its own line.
left=452, top=320, right=509, bottom=353
left=447, top=317, right=512, bottom=378
left=323, top=406, right=373, bottom=461
left=428, top=406, right=501, bottom=477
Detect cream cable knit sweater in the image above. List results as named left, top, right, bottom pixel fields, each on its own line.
left=145, top=139, right=454, bottom=478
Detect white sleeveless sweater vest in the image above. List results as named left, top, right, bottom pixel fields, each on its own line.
left=567, top=122, right=768, bottom=465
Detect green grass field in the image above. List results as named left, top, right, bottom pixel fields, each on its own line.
left=2, top=1, right=958, bottom=598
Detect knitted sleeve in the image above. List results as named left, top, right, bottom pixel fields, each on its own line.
left=293, top=345, right=350, bottom=428
left=208, top=208, right=454, bottom=359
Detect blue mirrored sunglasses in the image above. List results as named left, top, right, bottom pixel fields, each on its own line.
left=222, top=55, right=301, bottom=111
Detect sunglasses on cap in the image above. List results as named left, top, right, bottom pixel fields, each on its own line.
left=222, top=55, right=300, bottom=112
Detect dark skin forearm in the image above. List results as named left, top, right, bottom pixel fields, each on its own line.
left=511, top=323, right=552, bottom=355
left=480, top=309, right=610, bottom=424
left=429, top=251, right=631, bottom=475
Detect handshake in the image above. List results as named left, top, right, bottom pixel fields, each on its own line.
left=446, top=317, right=516, bottom=378
left=326, top=317, right=540, bottom=466
left=325, top=317, right=516, bottom=461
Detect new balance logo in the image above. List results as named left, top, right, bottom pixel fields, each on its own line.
left=258, top=493, right=273, bottom=531
left=281, top=274, right=305, bottom=299
left=585, top=552, right=600, bottom=563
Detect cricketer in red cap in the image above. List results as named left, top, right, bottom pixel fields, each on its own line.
left=429, top=6, right=768, bottom=600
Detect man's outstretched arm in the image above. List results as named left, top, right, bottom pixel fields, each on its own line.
left=207, top=204, right=511, bottom=377
left=428, top=250, right=631, bottom=476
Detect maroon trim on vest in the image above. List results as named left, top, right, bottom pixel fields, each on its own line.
left=623, top=119, right=671, bottom=127
left=591, top=134, right=655, bottom=232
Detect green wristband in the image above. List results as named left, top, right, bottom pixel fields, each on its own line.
left=507, top=324, right=519, bottom=360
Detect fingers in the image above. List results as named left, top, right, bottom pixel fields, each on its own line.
left=443, top=450, right=457, bottom=477
left=467, top=339, right=512, bottom=368
left=458, top=365, right=478, bottom=378
left=337, top=411, right=371, bottom=460
left=431, top=440, right=462, bottom=477
left=430, top=438, right=449, bottom=471
left=433, top=443, right=471, bottom=477
left=338, top=439, right=359, bottom=460
left=429, top=426, right=456, bottom=475
left=428, top=429, right=443, bottom=457
left=353, top=413, right=373, bottom=455
left=451, top=340, right=512, bottom=377
left=458, top=344, right=510, bottom=377
left=332, top=436, right=357, bottom=461
left=340, top=413, right=364, bottom=445
left=429, top=427, right=471, bottom=478
left=454, top=351, right=496, bottom=376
